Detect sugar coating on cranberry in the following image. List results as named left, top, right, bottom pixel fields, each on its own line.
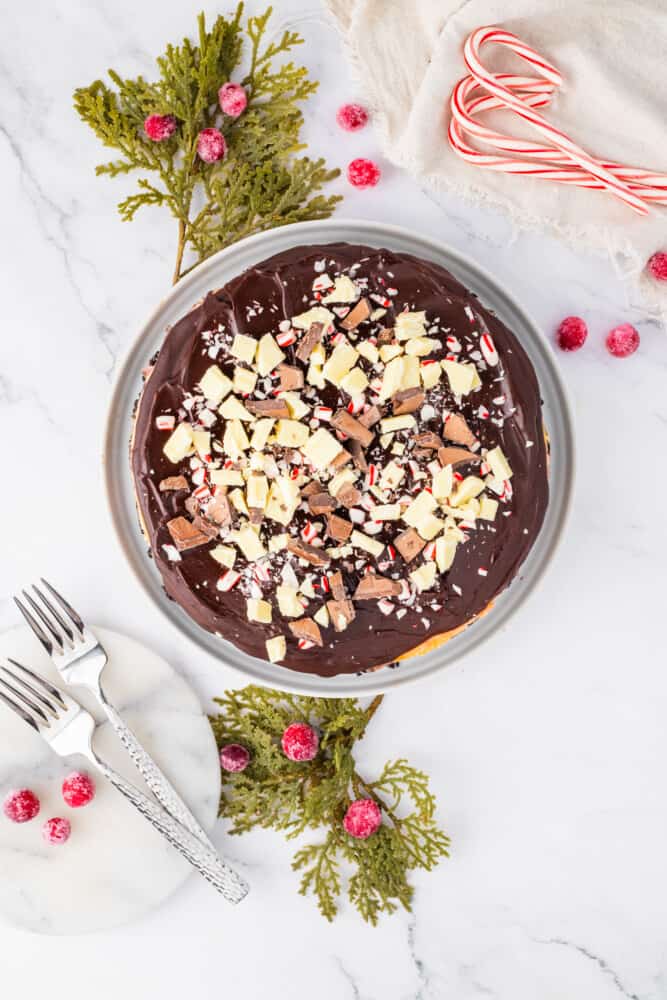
left=347, top=157, right=381, bottom=189
left=336, top=103, right=369, bottom=132
left=144, top=114, right=177, bottom=142
left=606, top=323, right=640, bottom=358
left=343, top=798, right=382, bottom=839
left=62, top=771, right=95, bottom=808
left=219, top=82, right=248, bottom=118
left=220, top=743, right=250, bottom=773
left=42, top=817, right=71, bottom=846
left=556, top=316, right=588, bottom=352
left=281, top=722, right=319, bottom=762
left=197, top=128, right=227, bottom=163
left=3, top=788, right=40, bottom=823
left=647, top=251, right=667, bottom=282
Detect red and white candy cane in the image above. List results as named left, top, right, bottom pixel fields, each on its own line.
left=448, top=26, right=667, bottom=214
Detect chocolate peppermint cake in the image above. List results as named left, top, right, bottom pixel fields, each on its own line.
left=131, top=243, right=548, bottom=677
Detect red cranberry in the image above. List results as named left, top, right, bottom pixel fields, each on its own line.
left=62, top=771, right=95, bottom=808
left=606, top=323, right=640, bottom=358
left=343, top=799, right=382, bottom=839
left=42, top=817, right=71, bottom=845
left=281, top=722, right=319, bottom=762
left=220, top=744, right=250, bottom=773
left=144, top=114, right=177, bottom=142
left=3, top=788, right=40, bottom=823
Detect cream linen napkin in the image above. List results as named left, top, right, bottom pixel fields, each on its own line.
left=325, top=0, right=667, bottom=312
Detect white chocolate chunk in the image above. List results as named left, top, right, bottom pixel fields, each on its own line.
left=250, top=418, right=274, bottom=451
left=410, top=561, right=437, bottom=591
left=209, top=468, right=244, bottom=487
left=275, top=419, right=310, bottom=448
left=233, top=367, right=258, bottom=395
left=265, top=635, right=286, bottom=662
left=340, top=367, right=369, bottom=395
left=199, top=365, right=232, bottom=405
left=230, top=334, right=257, bottom=365
left=379, top=460, right=405, bottom=490
left=313, top=604, right=330, bottom=628
left=402, top=490, right=437, bottom=527
left=435, top=536, right=457, bottom=573
left=357, top=341, right=379, bottom=365
left=192, top=429, right=211, bottom=460
left=246, top=473, right=269, bottom=509
left=379, top=344, right=403, bottom=363
left=420, top=361, right=442, bottom=390
left=323, top=341, right=359, bottom=386
left=256, top=333, right=285, bottom=377
left=395, top=311, right=427, bottom=340
left=279, top=391, right=310, bottom=420
left=418, top=514, right=445, bottom=541
left=229, top=488, right=249, bottom=517
left=373, top=503, right=401, bottom=521
left=380, top=414, right=416, bottom=434
left=450, top=475, right=486, bottom=507
left=302, top=428, right=343, bottom=469
left=441, top=360, right=478, bottom=396
left=486, top=446, right=513, bottom=481
left=276, top=585, right=304, bottom=618
left=220, top=396, right=254, bottom=422
left=404, top=337, right=439, bottom=357
left=163, top=422, right=194, bottom=463
left=431, top=465, right=454, bottom=501
left=350, top=529, right=385, bottom=558
left=321, top=276, right=359, bottom=303
left=222, top=420, right=250, bottom=459
left=292, top=307, right=335, bottom=330
left=479, top=496, right=499, bottom=521
left=247, top=598, right=272, bottom=624
left=231, top=524, right=266, bottom=561
left=210, top=545, right=236, bottom=569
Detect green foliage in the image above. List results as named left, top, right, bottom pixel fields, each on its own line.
left=73, top=5, right=341, bottom=282
left=209, top=688, right=450, bottom=925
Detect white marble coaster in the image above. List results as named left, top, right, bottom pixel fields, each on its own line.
left=0, top=626, right=221, bottom=934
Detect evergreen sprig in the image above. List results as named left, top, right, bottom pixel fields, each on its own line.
left=73, top=5, right=341, bottom=283
left=209, top=689, right=450, bottom=924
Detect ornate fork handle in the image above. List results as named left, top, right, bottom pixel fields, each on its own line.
left=94, top=754, right=248, bottom=903
left=101, top=696, right=214, bottom=849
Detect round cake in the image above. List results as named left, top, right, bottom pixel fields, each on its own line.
left=131, top=243, right=549, bottom=677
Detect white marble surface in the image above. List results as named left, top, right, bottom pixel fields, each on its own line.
left=0, top=627, right=221, bottom=933
left=1, top=1, right=666, bottom=997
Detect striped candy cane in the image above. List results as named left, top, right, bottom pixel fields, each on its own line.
left=448, top=27, right=667, bottom=213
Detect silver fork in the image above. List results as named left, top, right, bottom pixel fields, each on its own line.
left=0, top=659, right=247, bottom=900
left=15, top=580, right=216, bottom=853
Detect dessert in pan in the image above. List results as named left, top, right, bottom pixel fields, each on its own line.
left=131, top=243, right=549, bottom=677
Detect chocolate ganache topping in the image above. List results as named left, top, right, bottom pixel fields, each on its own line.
left=131, top=243, right=549, bottom=676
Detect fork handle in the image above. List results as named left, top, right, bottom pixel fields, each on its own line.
left=93, top=755, right=248, bottom=903
left=100, top=696, right=215, bottom=851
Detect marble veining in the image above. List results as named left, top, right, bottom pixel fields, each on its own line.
left=0, top=0, right=665, bottom=997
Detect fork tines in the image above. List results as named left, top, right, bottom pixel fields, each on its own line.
left=0, top=659, right=65, bottom=731
left=14, top=579, right=84, bottom=656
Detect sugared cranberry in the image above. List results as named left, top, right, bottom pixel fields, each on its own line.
left=197, top=128, right=227, bottom=163
left=144, top=114, right=177, bottom=142
left=62, top=771, right=95, bottom=808
left=220, top=744, right=250, bottom=773
left=219, top=82, right=247, bottom=118
left=281, top=722, right=319, bottom=762
left=556, top=316, right=587, bottom=352
left=42, top=817, right=71, bottom=845
left=343, top=799, right=382, bottom=839
left=3, top=788, right=40, bottom=823
left=606, top=323, right=640, bottom=358
left=347, top=157, right=381, bottom=189
left=336, top=103, right=369, bottom=132
left=647, top=251, right=667, bottom=282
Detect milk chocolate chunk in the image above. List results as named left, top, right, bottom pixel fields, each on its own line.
left=192, top=515, right=220, bottom=540
left=206, top=493, right=232, bottom=526
left=340, top=297, right=371, bottom=330
left=443, top=412, right=476, bottom=447
left=395, top=527, right=426, bottom=562
left=358, top=405, right=382, bottom=428
left=336, top=485, right=362, bottom=509
left=326, top=514, right=353, bottom=542
left=392, top=388, right=425, bottom=415
left=287, top=536, right=331, bottom=566
left=438, top=446, right=481, bottom=467
left=353, top=575, right=402, bottom=600
left=166, top=516, right=211, bottom=551
left=288, top=617, right=323, bottom=647
left=278, top=364, right=304, bottom=391
left=326, top=598, right=356, bottom=631
left=349, top=439, right=368, bottom=472
left=249, top=508, right=264, bottom=525
left=331, top=409, right=374, bottom=447
left=247, top=398, right=291, bottom=418
left=184, top=497, right=199, bottom=518
left=331, top=448, right=353, bottom=468
left=295, top=321, right=324, bottom=362
left=301, top=480, right=323, bottom=498
left=159, top=476, right=189, bottom=492
left=415, top=431, right=443, bottom=450
left=328, top=570, right=346, bottom=600
left=308, top=492, right=337, bottom=515
left=377, top=327, right=394, bottom=346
